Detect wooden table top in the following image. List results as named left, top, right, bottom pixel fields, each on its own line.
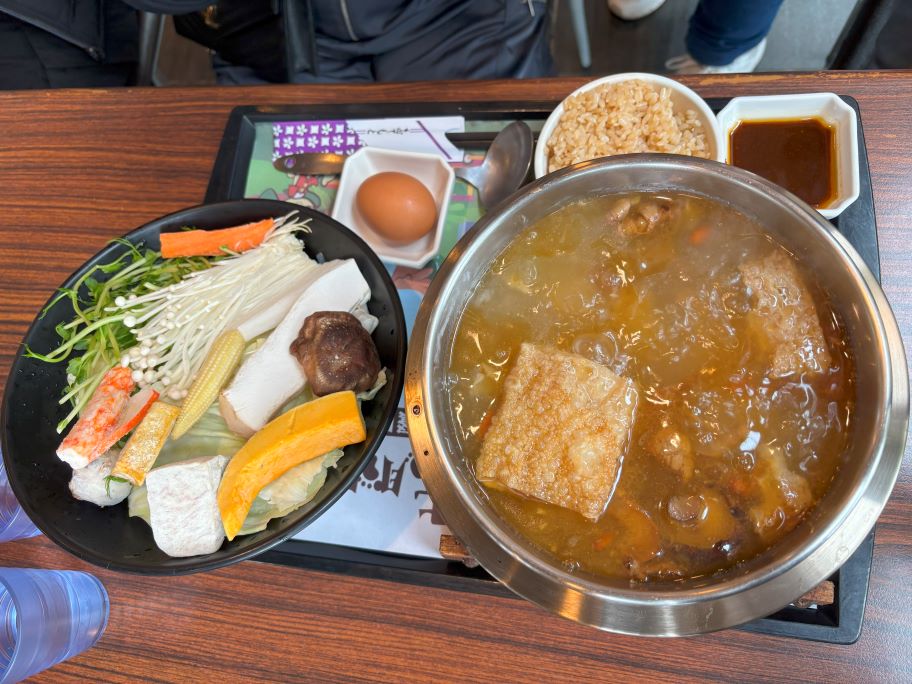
left=0, top=71, right=910, bottom=682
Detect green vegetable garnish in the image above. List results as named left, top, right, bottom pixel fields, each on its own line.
left=104, top=475, right=130, bottom=497
left=25, top=239, right=211, bottom=433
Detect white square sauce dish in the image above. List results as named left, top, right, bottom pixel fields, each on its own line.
left=716, top=93, right=859, bottom=219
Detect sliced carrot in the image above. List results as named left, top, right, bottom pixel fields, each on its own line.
left=160, top=218, right=274, bottom=258
left=592, top=531, right=615, bottom=551
left=728, top=476, right=751, bottom=497
left=689, top=225, right=711, bottom=246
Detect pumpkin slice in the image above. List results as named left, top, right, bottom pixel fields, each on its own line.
left=217, top=391, right=366, bottom=540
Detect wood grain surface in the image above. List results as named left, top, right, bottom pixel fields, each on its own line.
left=0, top=72, right=910, bottom=682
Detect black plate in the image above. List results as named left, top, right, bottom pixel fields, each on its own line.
left=1, top=199, right=407, bottom=574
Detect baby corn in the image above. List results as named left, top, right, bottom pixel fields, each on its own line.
left=172, top=329, right=245, bottom=439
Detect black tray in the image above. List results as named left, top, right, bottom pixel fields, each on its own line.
left=206, top=96, right=879, bottom=644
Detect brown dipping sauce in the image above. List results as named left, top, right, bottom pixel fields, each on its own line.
left=730, top=118, right=836, bottom=208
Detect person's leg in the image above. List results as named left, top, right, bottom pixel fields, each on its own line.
left=685, top=0, right=784, bottom=66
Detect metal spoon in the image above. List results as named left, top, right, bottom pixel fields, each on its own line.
left=454, top=121, right=533, bottom=210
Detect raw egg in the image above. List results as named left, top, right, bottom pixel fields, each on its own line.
left=355, top=171, right=437, bottom=244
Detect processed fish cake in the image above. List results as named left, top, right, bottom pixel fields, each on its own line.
left=739, top=250, right=832, bottom=377
left=68, top=449, right=131, bottom=507
left=476, top=343, right=637, bottom=521
left=146, top=454, right=229, bottom=558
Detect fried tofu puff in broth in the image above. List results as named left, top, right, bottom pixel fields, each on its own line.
left=449, top=193, right=855, bottom=584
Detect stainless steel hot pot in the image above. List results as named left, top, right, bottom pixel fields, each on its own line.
left=405, top=155, right=908, bottom=636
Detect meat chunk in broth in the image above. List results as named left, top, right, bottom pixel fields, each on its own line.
left=749, top=445, right=813, bottom=541
left=608, top=196, right=677, bottom=237
left=661, top=490, right=739, bottom=551
left=739, top=250, right=832, bottom=377
left=476, top=343, right=638, bottom=521
left=645, top=424, right=694, bottom=481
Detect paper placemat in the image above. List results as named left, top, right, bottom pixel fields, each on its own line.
left=245, top=117, right=482, bottom=558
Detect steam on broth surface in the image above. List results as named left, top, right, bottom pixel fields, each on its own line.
left=448, top=193, right=854, bottom=584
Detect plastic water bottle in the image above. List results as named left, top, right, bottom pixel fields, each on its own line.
left=0, top=569, right=109, bottom=683
left=0, top=462, right=41, bottom=543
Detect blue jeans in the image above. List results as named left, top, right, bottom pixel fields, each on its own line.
left=686, top=0, right=785, bottom=65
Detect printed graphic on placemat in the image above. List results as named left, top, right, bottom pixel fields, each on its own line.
left=243, top=118, right=482, bottom=558
left=271, top=117, right=463, bottom=161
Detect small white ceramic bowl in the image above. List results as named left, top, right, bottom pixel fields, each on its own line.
left=534, top=72, right=724, bottom=179
left=331, top=147, right=454, bottom=268
left=716, top=93, right=859, bottom=219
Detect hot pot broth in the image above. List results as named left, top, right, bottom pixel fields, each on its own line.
left=448, top=192, right=854, bottom=583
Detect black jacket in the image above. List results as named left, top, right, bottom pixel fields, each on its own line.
left=0, top=0, right=146, bottom=88
left=0, top=0, right=208, bottom=59
left=163, top=0, right=552, bottom=83
left=0, top=0, right=552, bottom=84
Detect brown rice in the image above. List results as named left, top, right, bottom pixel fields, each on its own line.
left=546, top=79, right=709, bottom=173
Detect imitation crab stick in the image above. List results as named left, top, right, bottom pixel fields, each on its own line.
left=159, top=218, right=274, bottom=258
left=56, top=366, right=135, bottom=469
left=107, top=386, right=159, bottom=445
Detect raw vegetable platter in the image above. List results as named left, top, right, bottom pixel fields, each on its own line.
left=1, top=199, right=405, bottom=574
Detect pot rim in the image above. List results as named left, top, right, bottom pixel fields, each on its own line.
left=406, top=154, right=908, bottom=635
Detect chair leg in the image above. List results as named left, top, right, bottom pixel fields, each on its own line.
left=827, top=0, right=897, bottom=69
left=137, top=12, right=165, bottom=86
left=568, top=0, right=593, bottom=69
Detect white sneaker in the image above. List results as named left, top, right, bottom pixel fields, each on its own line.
left=608, top=0, right=667, bottom=21
left=665, top=38, right=767, bottom=74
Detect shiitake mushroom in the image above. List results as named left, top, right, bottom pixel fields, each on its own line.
left=290, top=311, right=381, bottom=396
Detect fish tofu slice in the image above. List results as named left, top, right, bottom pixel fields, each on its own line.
left=69, top=449, right=131, bottom=507
left=476, top=343, right=638, bottom=521
left=739, top=250, right=832, bottom=377
left=146, top=454, right=229, bottom=558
